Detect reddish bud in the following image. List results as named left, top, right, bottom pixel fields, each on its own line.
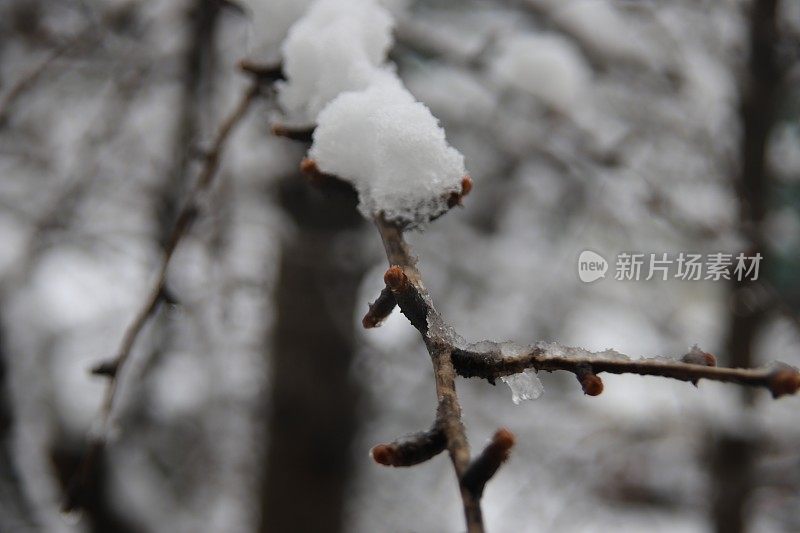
left=370, top=444, right=395, bottom=466
left=299, top=157, right=328, bottom=187
left=384, top=266, right=408, bottom=292
left=300, top=157, right=317, bottom=174
left=492, top=427, right=515, bottom=452
left=767, top=366, right=800, bottom=399
left=580, top=373, right=604, bottom=396
left=460, top=175, right=473, bottom=197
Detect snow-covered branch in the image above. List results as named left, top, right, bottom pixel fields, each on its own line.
left=265, top=1, right=800, bottom=531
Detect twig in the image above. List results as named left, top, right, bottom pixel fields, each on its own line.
left=462, top=428, right=515, bottom=499
left=362, top=287, right=396, bottom=328
left=365, top=213, right=799, bottom=532
left=0, top=32, right=88, bottom=126
left=271, top=123, right=315, bottom=142
left=92, top=81, right=259, bottom=415
left=374, top=217, right=487, bottom=533
left=451, top=346, right=799, bottom=398
left=370, top=425, right=446, bottom=467
left=65, top=80, right=261, bottom=512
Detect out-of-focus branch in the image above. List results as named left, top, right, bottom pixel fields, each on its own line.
left=0, top=26, right=93, bottom=126
left=66, top=69, right=267, bottom=512
left=90, top=80, right=261, bottom=399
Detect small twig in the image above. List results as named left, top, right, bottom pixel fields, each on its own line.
left=0, top=30, right=90, bottom=126
left=371, top=425, right=446, bottom=467
left=461, top=428, right=516, bottom=498
left=92, top=81, right=259, bottom=420
left=362, top=287, right=397, bottom=328
left=271, top=123, right=315, bottom=142
left=237, top=59, right=284, bottom=83
left=65, top=79, right=262, bottom=512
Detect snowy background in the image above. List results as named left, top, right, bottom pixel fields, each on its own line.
left=0, top=0, right=799, bottom=532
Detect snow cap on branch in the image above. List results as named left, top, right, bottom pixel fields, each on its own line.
left=280, top=0, right=468, bottom=227
left=310, top=78, right=466, bottom=225
left=278, top=0, right=395, bottom=119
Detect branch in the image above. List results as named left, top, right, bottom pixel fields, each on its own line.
left=462, top=428, right=515, bottom=499
left=371, top=424, right=446, bottom=467
left=451, top=345, right=800, bottom=399
left=0, top=34, right=82, bottom=126
left=362, top=286, right=396, bottom=329
left=66, top=75, right=263, bottom=512
left=91, top=81, right=259, bottom=406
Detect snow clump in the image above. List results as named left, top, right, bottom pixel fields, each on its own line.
left=278, top=0, right=467, bottom=227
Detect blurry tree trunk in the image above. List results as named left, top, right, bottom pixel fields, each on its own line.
left=712, top=1, right=780, bottom=532
left=260, top=179, right=365, bottom=533
left=0, top=310, right=37, bottom=532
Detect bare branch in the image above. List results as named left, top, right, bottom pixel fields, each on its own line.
left=271, top=123, right=315, bottom=142
left=91, top=81, right=260, bottom=421
left=66, top=76, right=264, bottom=513
left=362, top=287, right=397, bottom=329
left=371, top=425, right=446, bottom=467
left=462, top=428, right=516, bottom=499
left=451, top=345, right=800, bottom=398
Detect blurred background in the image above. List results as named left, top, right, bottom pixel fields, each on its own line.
left=0, top=0, right=798, bottom=532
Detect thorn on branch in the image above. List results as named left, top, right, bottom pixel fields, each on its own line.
left=462, top=428, right=515, bottom=498
left=575, top=365, right=603, bottom=396
left=767, top=364, right=800, bottom=398
left=362, top=287, right=397, bottom=328
left=370, top=426, right=446, bottom=467
left=271, top=123, right=315, bottom=142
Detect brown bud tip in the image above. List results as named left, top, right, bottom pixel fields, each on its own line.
left=370, top=444, right=394, bottom=466
left=580, top=374, right=604, bottom=396
left=493, top=428, right=515, bottom=451
left=384, top=266, right=407, bottom=292
left=271, top=123, right=287, bottom=136
left=362, top=314, right=379, bottom=329
left=682, top=346, right=717, bottom=367
left=300, top=157, right=317, bottom=174
left=461, top=175, right=473, bottom=197
left=768, top=366, right=800, bottom=399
